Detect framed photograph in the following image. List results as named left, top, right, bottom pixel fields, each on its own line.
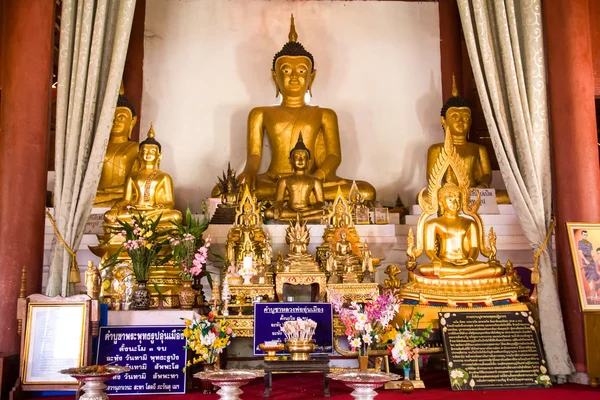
left=374, top=207, right=389, bottom=225
left=566, top=223, right=600, bottom=311
left=355, top=205, right=370, bottom=225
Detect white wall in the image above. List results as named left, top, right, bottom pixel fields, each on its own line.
left=142, top=0, right=441, bottom=211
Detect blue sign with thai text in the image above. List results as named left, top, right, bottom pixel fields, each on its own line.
left=254, top=303, right=333, bottom=355
left=97, top=326, right=187, bottom=395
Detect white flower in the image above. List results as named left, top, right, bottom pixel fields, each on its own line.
left=450, top=370, right=464, bottom=379
left=448, top=362, right=453, bottom=367
left=357, top=313, right=368, bottom=324
left=364, top=323, right=373, bottom=333
left=354, top=321, right=365, bottom=331
left=540, top=375, right=550, bottom=381
left=363, top=335, right=373, bottom=345
left=350, top=337, right=362, bottom=348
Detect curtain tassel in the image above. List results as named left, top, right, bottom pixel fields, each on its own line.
left=46, top=210, right=81, bottom=284
left=532, top=217, right=556, bottom=285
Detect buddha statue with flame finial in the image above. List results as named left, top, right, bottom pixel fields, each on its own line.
left=399, top=128, right=528, bottom=307
left=426, top=76, right=510, bottom=204
left=104, top=125, right=182, bottom=231
left=212, top=14, right=376, bottom=203
left=95, top=85, right=139, bottom=207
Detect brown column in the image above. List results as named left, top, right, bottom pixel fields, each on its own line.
left=0, top=0, right=54, bottom=355
left=544, top=0, right=600, bottom=373
left=123, top=0, right=146, bottom=142
left=439, top=0, right=463, bottom=100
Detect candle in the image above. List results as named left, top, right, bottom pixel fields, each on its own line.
left=243, top=256, right=252, bottom=271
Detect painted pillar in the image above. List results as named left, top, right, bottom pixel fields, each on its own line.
left=544, top=0, right=600, bottom=372
left=438, top=0, right=463, bottom=100
left=0, top=0, right=54, bottom=354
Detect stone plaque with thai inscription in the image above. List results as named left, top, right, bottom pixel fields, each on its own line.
left=439, top=311, right=552, bottom=390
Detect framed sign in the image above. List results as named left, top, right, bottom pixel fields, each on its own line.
left=96, top=326, right=187, bottom=395
left=16, top=294, right=96, bottom=392
left=374, top=208, right=389, bottom=224
left=253, top=303, right=333, bottom=356
left=566, top=223, right=600, bottom=311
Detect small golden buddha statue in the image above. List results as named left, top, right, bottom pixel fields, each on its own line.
left=426, top=77, right=510, bottom=204
left=95, top=88, right=139, bottom=207
left=333, top=229, right=361, bottom=283
left=217, top=163, right=241, bottom=208
left=284, top=214, right=320, bottom=272
left=213, top=15, right=376, bottom=203
left=224, top=185, right=268, bottom=267
left=104, top=125, right=182, bottom=230
left=265, top=133, right=325, bottom=221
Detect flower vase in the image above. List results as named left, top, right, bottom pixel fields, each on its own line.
left=133, top=280, right=151, bottom=310
left=200, top=354, right=221, bottom=394
left=400, top=366, right=414, bottom=394
left=179, top=280, right=196, bottom=309
left=358, top=355, right=369, bottom=372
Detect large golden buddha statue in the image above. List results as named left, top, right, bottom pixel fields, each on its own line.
left=95, top=87, right=139, bottom=207
left=213, top=15, right=376, bottom=203
left=104, top=125, right=182, bottom=231
left=426, top=77, right=510, bottom=204
left=400, top=130, right=527, bottom=306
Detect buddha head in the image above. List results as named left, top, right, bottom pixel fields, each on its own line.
left=440, top=76, right=471, bottom=139
left=112, top=87, right=137, bottom=139
left=290, top=133, right=311, bottom=172
left=272, top=15, right=316, bottom=98
left=437, top=183, right=462, bottom=216
left=139, top=125, right=162, bottom=167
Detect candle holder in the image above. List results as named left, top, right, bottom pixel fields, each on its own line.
left=259, top=343, right=285, bottom=361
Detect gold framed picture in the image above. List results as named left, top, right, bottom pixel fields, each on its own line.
left=566, top=223, right=600, bottom=311
left=355, top=205, right=370, bottom=225
left=374, top=207, right=389, bottom=225
left=17, top=294, right=93, bottom=391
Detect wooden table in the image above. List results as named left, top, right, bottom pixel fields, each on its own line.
left=263, top=356, right=330, bottom=398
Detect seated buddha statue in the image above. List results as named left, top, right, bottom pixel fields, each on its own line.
left=401, top=128, right=528, bottom=306
left=426, top=77, right=510, bottom=204
left=212, top=15, right=376, bottom=203
left=94, top=88, right=139, bottom=207
left=104, top=125, right=182, bottom=231
left=265, top=133, right=324, bottom=221
left=417, top=182, right=504, bottom=279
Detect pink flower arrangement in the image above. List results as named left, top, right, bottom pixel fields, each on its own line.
left=170, top=208, right=212, bottom=283
left=329, top=290, right=399, bottom=356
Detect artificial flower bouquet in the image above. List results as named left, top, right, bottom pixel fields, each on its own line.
left=170, top=208, right=212, bottom=283
left=183, top=312, right=234, bottom=367
left=387, top=312, right=432, bottom=368
left=330, top=290, right=399, bottom=355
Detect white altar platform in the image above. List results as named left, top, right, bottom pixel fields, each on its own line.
left=42, top=206, right=550, bottom=297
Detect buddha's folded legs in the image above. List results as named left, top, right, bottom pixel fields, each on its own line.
left=418, top=262, right=505, bottom=279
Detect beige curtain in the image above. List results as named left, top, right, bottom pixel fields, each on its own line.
left=457, top=0, right=574, bottom=377
left=47, top=0, right=136, bottom=297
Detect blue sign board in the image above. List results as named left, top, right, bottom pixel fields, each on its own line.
left=97, top=326, right=187, bottom=395
left=253, top=303, right=333, bottom=356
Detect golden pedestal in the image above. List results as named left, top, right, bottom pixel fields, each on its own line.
left=227, top=284, right=275, bottom=315
left=148, top=263, right=183, bottom=308
left=398, top=270, right=530, bottom=307
left=327, top=283, right=379, bottom=304
left=275, top=272, right=327, bottom=301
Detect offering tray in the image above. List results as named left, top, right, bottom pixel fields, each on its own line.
left=328, top=371, right=400, bottom=400
left=194, top=369, right=264, bottom=400
left=60, top=366, right=130, bottom=400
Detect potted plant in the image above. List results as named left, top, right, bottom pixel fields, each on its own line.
left=106, top=209, right=170, bottom=310
left=170, top=208, right=212, bottom=309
